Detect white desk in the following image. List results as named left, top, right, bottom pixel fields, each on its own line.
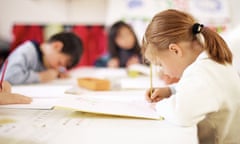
left=0, top=108, right=198, bottom=144
left=0, top=67, right=198, bottom=144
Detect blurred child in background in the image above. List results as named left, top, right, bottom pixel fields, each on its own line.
left=108, top=21, right=141, bottom=67
left=0, top=32, right=83, bottom=85
left=95, top=21, right=141, bottom=68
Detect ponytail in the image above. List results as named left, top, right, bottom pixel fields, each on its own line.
left=143, top=9, right=232, bottom=65
left=200, top=27, right=232, bottom=64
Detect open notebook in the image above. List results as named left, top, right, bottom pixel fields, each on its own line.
left=56, top=95, right=162, bottom=120
left=0, top=85, right=162, bottom=120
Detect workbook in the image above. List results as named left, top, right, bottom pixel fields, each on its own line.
left=56, top=94, right=162, bottom=120
left=0, top=84, right=162, bottom=120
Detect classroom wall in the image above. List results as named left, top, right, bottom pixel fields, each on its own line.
left=0, top=0, right=240, bottom=42
left=228, top=0, right=240, bottom=28
left=0, top=0, right=107, bottom=41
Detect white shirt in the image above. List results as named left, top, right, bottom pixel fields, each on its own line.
left=156, top=52, right=240, bottom=144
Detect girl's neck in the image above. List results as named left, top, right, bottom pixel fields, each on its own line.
left=190, top=40, right=204, bottom=62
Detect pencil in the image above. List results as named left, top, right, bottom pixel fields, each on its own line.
left=58, top=66, right=67, bottom=73
left=0, top=59, right=8, bottom=90
left=150, top=63, right=153, bottom=98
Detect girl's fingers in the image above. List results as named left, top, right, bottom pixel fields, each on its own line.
left=145, top=89, right=152, bottom=102
left=146, top=88, right=160, bottom=103
left=152, top=96, right=163, bottom=103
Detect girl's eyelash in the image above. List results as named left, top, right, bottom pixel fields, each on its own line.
left=143, top=59, right=150, bottom=64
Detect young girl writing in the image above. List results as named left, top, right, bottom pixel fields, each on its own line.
left=107, top=21, right=142, bottom=67
left=143, top=9, right=240, bottom=143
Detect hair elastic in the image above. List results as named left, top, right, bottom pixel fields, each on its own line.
left=192, top=23, right=204, bottom=34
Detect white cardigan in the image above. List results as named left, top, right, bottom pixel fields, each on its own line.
left=156, top=52, right=240, bottom=144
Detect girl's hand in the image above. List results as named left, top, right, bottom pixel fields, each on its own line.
left=107, top=58, right=120, bottom=68
left=145, top=87, right=171, bottom=103
left=0, top=92, right=32, bottom=105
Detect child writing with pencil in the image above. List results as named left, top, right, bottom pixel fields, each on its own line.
left=143, top=9, right=240, bottom=143
left=0, top=32, right=83, bottom=85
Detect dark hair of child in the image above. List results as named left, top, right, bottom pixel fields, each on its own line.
left=47, top=32, right=83, bottom=68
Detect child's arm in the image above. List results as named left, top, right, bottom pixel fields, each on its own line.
left=154, top=69, right=220, bottom=127
left=3, top=43, right=44, bottom=85
left=107, top=58, right=120, bottom=68
left=39, top=69, right=59, bottom=83
left=126, top=55, right=140, bottom=67
left=4, top=56, right=42, bottom=85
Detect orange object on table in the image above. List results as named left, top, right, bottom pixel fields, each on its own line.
left=77, top=78, right=110, bottom=91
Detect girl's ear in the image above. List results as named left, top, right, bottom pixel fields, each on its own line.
left=168, top=43, right=183, bottom=57
left=52, top=41, right=63, bottom=52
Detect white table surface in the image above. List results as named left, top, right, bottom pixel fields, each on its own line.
left=0, top=67, right=198, bottom=144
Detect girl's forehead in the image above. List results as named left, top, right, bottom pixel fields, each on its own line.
left=144, top=44, right=167, bottom=65
left=144, top=50, right=160, bottom=64
left=118, top=26, right=130, bottom=32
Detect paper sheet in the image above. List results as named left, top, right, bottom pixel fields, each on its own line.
left=1, top=83, right=161, bottom=119
left=12, top=85, right=71, bottom=98
left=57, top=94, right=161, bottom=120
left=0, top=98, right=57, bottom=109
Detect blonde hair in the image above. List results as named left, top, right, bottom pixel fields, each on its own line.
left=142, top=9, right=232, bottom=65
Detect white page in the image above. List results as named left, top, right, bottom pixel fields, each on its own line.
left=1, top=77, right=160, bottom=116
left=57, top=94, right=161, bottom=120
left=12, top=85, right=71, bottom=98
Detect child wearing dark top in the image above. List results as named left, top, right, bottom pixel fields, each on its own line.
left=108, top=21, right=141, bottom=67
left=95, top=21, right=141, bottom=67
